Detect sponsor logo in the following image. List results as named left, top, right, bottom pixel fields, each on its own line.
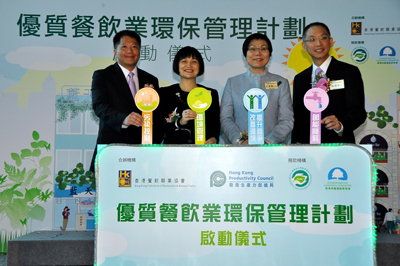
left=364, top=25, right=400, bottom=35
left=210, top=171, right=226, bottom=187
left=119, top=170, right=132, bottom=187
left=226, top=170, right=274, bottom=188
left=289, top=168, right=311, bottom=189
left=351, top=47, right=368, bottom=64
left=351, top=22, right=362, bottom=35
left=324, top=167, right=351, bottom=190
left=377, top=46, right=398, bottom=65
left=380, top=46, right=396, bottom=56
left=328, top=167, right=348, bottom=181
left=132, top=177, right=193, bottom=188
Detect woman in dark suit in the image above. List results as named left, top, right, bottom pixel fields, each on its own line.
left=159, top=46, right=220, bottom=144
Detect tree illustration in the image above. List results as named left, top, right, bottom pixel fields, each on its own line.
left=368, top=105, right=398, bottom=129
left=55, top=162, right=95, bottom=192
left=56, top=96, right=98, bottom=122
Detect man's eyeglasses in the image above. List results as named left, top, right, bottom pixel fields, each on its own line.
left=303, top=35, right=331, bottom=43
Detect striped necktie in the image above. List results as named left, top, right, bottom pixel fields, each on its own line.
left=313, top=67, right=326, bottom=87
left=127, top=72, right=137, bottom=97
left=314, top=67, right=323, bottom=82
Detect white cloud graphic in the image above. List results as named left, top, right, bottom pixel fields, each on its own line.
left=6, top=46, right=91, bottom=71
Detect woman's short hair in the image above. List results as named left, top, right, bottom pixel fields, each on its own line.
left=242, top=33, right=273, bottom=57
left=173, top=46, right=205, bottom=76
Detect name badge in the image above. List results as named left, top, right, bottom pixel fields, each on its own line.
left=329, top=79, right=345, bottom=90
left=265, top=81, right=280, bottom=89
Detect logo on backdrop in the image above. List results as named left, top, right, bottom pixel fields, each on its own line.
left=379, top=46, right=396, bottom=56
left=289, top=168, right=311, bottom=189
left=324, top=167, right=351, bottom=191
left=377, top=46, right=398, bottom=65
left=122, top=171, right=195, bottom=188
left=328, top=167, right=348, bottom=181
left=362, top=23, right=400, bottom=35
left=118, top=170, right=132, bottom=187
left=351, top=22, right=362, bottom=35
left=217, top=170, right=275, bottom=188
left=210, top=171, right=227, bottom=187
left=351, top=47, right=368, bottom=64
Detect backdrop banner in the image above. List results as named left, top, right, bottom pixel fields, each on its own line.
left=0, top=0, right=398, bottom=241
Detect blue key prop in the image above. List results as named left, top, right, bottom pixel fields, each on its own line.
left=243, top=88, right=268, bottom=144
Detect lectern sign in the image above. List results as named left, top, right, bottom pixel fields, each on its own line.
left=95, top=145, right=374, bottom=266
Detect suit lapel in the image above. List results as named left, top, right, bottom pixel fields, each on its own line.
left=326, top=57, right=339, bottom=79
left=137, top=68, right=152, bottom=89
left=137, top=68, right=143, bottom=89
left=112, top=63, right=135, bottom=101
left=302, top=66, right=313, bottom=90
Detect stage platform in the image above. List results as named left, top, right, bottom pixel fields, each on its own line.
left=376, top=233, right=400, bottom=266
left=6, top=230, right=94, bottom=266
left=2, top=231, right=400, bottom=265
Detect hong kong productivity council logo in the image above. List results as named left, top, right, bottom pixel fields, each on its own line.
left=289, top=168, right=311, bottom=189
left=210, top=171, right=226, bottom=187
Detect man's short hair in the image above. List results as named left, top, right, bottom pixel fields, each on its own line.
left=113, top=30, right=141, bottom=49
left=302, top=22, right=331, bottom=40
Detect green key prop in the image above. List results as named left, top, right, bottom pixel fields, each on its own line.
left=187, top=87, right=212, bottom=144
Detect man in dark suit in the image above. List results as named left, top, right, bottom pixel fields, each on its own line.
left=90, top=30, right=161, bottom=171
left=292, top=22, right=366, bottom=144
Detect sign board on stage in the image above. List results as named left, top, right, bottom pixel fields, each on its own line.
left=95, top=145, right=375, bottom=266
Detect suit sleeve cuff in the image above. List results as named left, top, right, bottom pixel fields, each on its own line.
left=334, top=122, right=343, bottom=136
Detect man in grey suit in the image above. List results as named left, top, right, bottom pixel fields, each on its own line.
left=90, top=30, right=161, bottom=171
left=220, top=33, right=294, bottom=144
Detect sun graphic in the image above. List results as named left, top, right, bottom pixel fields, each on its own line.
left=283, top=38, right=343, bottom=74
